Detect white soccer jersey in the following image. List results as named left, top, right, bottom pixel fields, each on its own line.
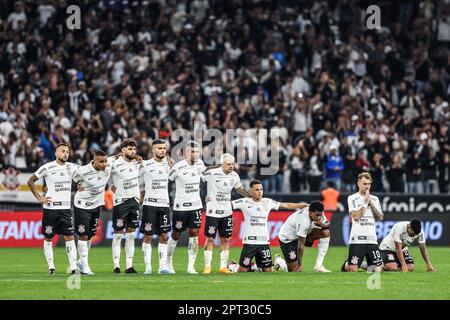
left=231, top=197, right=280, bottom=245
left=140, top=158, right=170, bottom=207
left=110, top=156, right=141, bottom=205
left=347, top=192, right=382, bottom=245
left=278, top=207, right=328, bottom=243
left=34, top=161, right=79, bottom=210
left=73, top=158, right=114, bottom=209
left=379, top=221, right=425, bottom=251
left=168, top=159, right=206, bottom=211
left=202, top=167, right=243, bottom=218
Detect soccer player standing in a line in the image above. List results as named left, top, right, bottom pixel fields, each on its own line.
left=342, top=172, right=384, bottom=272
left=139, top=139, right=174, bottom=274
left=110, top=139, right=142, bottom=274
left=201, top=153, right=252, bottom=274
left=72, top=150, right=112, bottom=275
left=167, top=141, right=213, bottom=274
left=27, top=143, right=79, bottom=275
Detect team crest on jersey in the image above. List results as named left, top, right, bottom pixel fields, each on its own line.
left=243, top=257, right=251, bottom=266
left=351, top=256, right=359, bottom=265
left=78, top=224, right=85, bottom=234
left=208, top=226, right=216, bottom=235
left=289, top=251, right=296, bottom=260
left=144, top=223, right=152, bottom=232
left=45, top=225, right=53, bottom=234
left=387, top=253, right=395, bottom=261
left=175, top=221, right=183, bottom=229
left=116, top=219, right=124, bottom=228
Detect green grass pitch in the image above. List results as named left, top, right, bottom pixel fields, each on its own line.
left=0, top=246, right=449, bottom=300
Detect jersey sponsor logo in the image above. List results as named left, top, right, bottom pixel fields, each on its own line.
left=289, top=251, right=296, bottom=260
left=120, top=168, right=126, bottom=172
left=116, top=219, right=124, bottom=228
left=44, top=225, right=53, bottom=235
left=243, top=257, right=251, bottom=266
left=358, top=236, right=367, bottom=240
left=351, top=256, right=359, bottom=265
left=208, top=226, right=216, bottom=235
left=78, top=224, right=85, bottom=234
left=387, top=253, right=395, bottom=261
left=183, top=172, right=189, bottom=175
left=88, top=177, right=94, bottom=180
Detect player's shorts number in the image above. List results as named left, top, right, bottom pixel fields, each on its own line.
left=262, top=249, right=271, bottom=259
left=372, top=250, right=381, bottom=260
left=163, top=215, right=168, bottom=225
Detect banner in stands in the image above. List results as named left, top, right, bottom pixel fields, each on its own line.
left=0, top=168, right=42, bottom=204
left=1, top=210, right=449, bottom=247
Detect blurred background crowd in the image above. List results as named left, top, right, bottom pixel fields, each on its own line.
left=0, top=0, right=449, bottom=194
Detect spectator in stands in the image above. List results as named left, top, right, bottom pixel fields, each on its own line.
left=325, top=146, right=344, bottom=191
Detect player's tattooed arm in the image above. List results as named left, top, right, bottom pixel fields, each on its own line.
left=140, top=190, right=145, bottom=204
left=350, top=207, right=366, bottom=222
left=166, top=156, right=175, bottom=168
left=294, top=237, right=307, bottom=272
left=235, top=186, right=252, bottom=198
left=395, top=241, right=409, bottom=272
left=27, top=174, right=52, bottom=205
left=278, top=202, right=309, bottom=210
left=369, top=201, right=384, bottom=221
left=418, top=243, right=435, bottom=272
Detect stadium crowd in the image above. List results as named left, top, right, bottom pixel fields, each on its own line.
left=0, top=0, right=449, bottom=194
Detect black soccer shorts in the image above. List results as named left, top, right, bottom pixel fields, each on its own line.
left=381, top=249, right=414, bottom=267
left=347, top=244, right=383, bottom=267
left=279, top=239, right=299, bottom=263
left=172, top=209, right=202, bottom=232
left=239, top=244, right=273, bottom=269
left=139, top=205, right=171, bottom=235
left=203, top=215, right=233, bottom=238
left=74, top=206, right=100, bottom=238
left=41, top=209, right=74, bottom=238
left=112, top=198, right=140, bottom=231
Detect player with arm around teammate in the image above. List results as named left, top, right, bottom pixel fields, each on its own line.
left=378, top=220, right=435, bottom=272
left=227, top=180, right=308, bottom=273
left=275, top=201, right=331, bottom=273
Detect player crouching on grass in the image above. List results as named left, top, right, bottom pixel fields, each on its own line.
left=275, top=201, right=331, bottom=273
left=373, top=220, right=435, bottom=272
left=227, top=180, right=309, bottom=273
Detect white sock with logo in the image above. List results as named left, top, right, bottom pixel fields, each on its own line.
left=315, top=237, right=330, bottom=268
left=158, top=243, right=168, bottom=269
left=187, top=236, right=198, bottom=270
left=77, top=240, right=90, bottom=272
left=167, top=237, right=178, bottom=266
left=220, top=250, right=229, bottom=269
left=112, top=233, right=122, bottom=269
left=43, top=240, right=55, bottom=270
left=204, top=250, right=213, bottom=268
left=65, top=240, right=77, bottom=271
left=142, top=242, right=152, bottom=270
left=125, top=232, right=135, bottom=269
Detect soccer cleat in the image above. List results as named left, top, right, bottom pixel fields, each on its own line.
left=158, top=268, right=172, bottom=275
left=113, top=267, right=121, bottom=274
left=360, top=261, right=368, bottom=270
left=203, top=266, right=211, bottom=274
left=125, top=267, right=138, bottom=274
left=48, top=269, right=56, bottom=276
left=81, top=270, right=95, bottom=276
left=76, top=261, right=84, bottom=274
left=273, top=254, right=281, bottom=271
left=166, top=261, right=176, bottom=274
left=70, top=269, right=78, bottom=275
left=314, top=265, right=331, bottom=273
left=219, top=267, right=232, bottom=274
left=187, top=268, right=199, bottom=274
left=144, top=268, right=152, bottom=275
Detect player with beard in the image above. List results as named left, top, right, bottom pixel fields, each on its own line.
left=110, top=139, right=142, bottom=274
left=27, top=143, right=79, bottom=275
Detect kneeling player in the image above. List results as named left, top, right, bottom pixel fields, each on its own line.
left=228, top=180, right=308, bottom=273
left=276, top=201, right=331, bottom=272
left=72, top=150, right=112, bottom=275
left=378, top=220, right=435, bottom=272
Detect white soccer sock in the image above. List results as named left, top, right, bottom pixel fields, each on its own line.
left=315, top=237, right=330, bottom=268
left=142, top=242, right=152, bottom=270
left=65, top=240, right=77, bottom=271
left=87, top=239, right=92, bottom=249
left=204, top=249, right=213, bottom=268
left=220, top=250, right=229, bottom=269
left=187, top=236, right=198, bottom=270
left=77, top=240, right=90, bottom=272
left=112, top=233, right=122, bottom=269
left=125, top=232, right=135, bottom=269
left=158, top=243, right=168, bottom=269
left=275, top=256, right=288, bottom=272
left=43, top=240, right=55, bottom=270
left=167, top=237, right=178, bottom=264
